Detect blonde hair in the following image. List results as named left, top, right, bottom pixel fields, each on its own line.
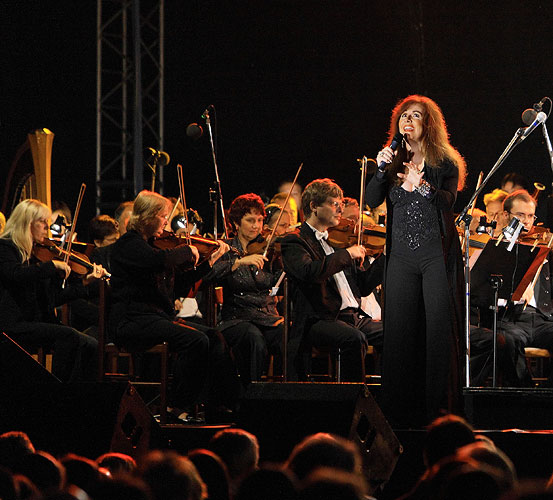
left=483, top=189, right=508, bottom=207
left=127, top=190, right=169, bottom=233
left=386, top=95, right=467, bottom=191
left=1, top=199, right=51, bottom=262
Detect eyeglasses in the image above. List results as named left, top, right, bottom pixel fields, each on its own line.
left=509, top=212, right=537, bottom=222
left=326, top=201, right=344, bottom=210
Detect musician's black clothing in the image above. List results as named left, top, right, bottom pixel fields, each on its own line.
left=203, top=236, right=284, bottom=385
left=109, top=230, right=238, bottom=409
left=280, top=222, right=384, bottom=382
left=366, top=157, right=464, bottom=427
left=499, top=260, right=553, bottom=385
left=0, top=239, right=97, bottom=382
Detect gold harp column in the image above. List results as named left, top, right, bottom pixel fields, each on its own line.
left=26, top=128, right=54, bottom=210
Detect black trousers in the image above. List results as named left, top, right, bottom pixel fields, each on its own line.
left=221, top=321, right=284, bottom=385
left=305, top=310, right=382, bottom=382
left=8, top=322, right=98, bottom=382
left=500, top=306, right=553, bottom=385
left=383, top=245, right=459, bottom=427
left=116, top=312, right=239, bottom=409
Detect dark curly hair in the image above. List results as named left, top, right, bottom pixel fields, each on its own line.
left=228, top=194, right=266, bottom=228
left=89, top=214, right=119, bottom=242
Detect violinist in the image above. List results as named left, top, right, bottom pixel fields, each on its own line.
left=270, top=192, right=300, bottom=226
left=484, top=189, right=509, bottom=237
left=69, top=214, right=121, bottom=335
left=203, top=193, right=287, bottom=386
left=277, top=180, right=303, bottom=223
left=264, top=204, right=292, bottom=236
left=340, top=197, right=362, bottom=223
left=114, top=201, right=133, bottom=237
left=0, top=199, right=103, bottom=382
left=108, top=190, right=238, bottom=422
left=280, top=178, right=384, bottom=382
left=494, top=189, right=553, bottom=385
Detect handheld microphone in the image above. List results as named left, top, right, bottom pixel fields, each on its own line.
left=186, top=123, right=204, bottom=140
left=146, top=147, right=170, bottom=166
left=377, top=133, right=404, bottom=172
left=519, top=111, right=547, bottom=141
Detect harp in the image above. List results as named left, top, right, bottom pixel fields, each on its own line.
left=1, top=128, right=53, bottom=217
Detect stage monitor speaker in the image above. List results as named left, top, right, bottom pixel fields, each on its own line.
left=0, top=334, right=163, bottom=458
left=238, top=382, right=402, bottom=493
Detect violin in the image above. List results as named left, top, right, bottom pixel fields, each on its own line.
left=244, top=229, right=283, bottom=258
left=327, top=217, right=386, bottom=257
left=518, top=226, right=553, bottom=247
left=32, top=241, right=106, bottom=277
left=153, top=229, right=221, bottom=264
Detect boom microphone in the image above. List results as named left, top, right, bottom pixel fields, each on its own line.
left=377, top=133, right=404, bottom=172
left=519, top=111, right=547, bottom=141
left=146, top=147, right=170, bottom=166
left=521, top=98, right=548, bottom=126
left=186, top=123, right=204, bottom=140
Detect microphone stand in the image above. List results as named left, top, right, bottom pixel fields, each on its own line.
left=204, top=108, right=229, bottom=239
left=456, top=127, right=525, bottom=387
left=541, top=122, right=553, bottom=229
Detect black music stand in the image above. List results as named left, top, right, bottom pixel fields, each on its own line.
left=471, top=239, right=548, bottom=386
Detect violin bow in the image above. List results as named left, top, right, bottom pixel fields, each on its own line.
left=357, top=157, right=368, bottom=247
left=262, top=162, right=303, bottom=260
left=461, top=171, right=484, bottom=253
left=176, top=164, right=192, bottom=246
left=522, top=233, right=553, bottom=310
left=61, top=183, right=86, bottom=288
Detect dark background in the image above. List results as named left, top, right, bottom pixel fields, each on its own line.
left=2, top=0, right=553, bottom=237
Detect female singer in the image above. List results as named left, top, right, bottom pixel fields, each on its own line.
left=108, top=190, right=237, bottom=422
left=204, top=193, right=286, bottom=386
left=366, top=95, right=466, bottom=427
left=0, top=199, right=103, bottom=381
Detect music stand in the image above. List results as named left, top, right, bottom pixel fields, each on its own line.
left=471, top=239, right=549, bottom=386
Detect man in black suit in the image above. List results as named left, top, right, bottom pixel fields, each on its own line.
left=280, top=178, right=384, bottom=381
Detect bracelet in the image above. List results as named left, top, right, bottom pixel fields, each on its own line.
left=414, top=179, right=433, bottom=198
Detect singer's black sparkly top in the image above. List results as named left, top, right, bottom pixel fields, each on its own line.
left=389, top=184, right=441, bottom=251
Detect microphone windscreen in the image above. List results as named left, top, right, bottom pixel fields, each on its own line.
left=186, top=123, right=203, bottom=140
left=522, top=108, right=537, bottom=126
left=158, top=151, right=170, bottom=166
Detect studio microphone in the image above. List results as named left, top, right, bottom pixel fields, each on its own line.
left=201, top=104, right=215, bottom=119
left=495, top=216, right=523, bottom=251
left=534, top=97, right=547, bottom=112
left=186, top=123, right=204, bottom=140
left=519, top=111, right=547, bottom=141
left=377, top=132, right=404, bottom=172
left=146, top=147, right=170, bottom=166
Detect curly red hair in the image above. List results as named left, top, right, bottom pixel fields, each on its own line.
left=228, top=193, right=266, bottom=228
left=386, top=95, right=467, bottom=191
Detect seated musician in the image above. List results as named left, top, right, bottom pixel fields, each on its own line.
left=280, top=178, right=384, bottom=382
left=203, top=194, right=288, bottom=386
left=496, top=189, right=553, bottom=385
left=483, top=189, right=509, bottom=237
left=114, top=201, right=133, bottom=237
left=264, top=203, right=292, bottom=236
left=0, top=199, right=103, bottom=382
left=108, top=190, right=238, bottom=421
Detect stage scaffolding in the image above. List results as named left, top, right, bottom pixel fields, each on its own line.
left=96, top=0, right=165, bottom=215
